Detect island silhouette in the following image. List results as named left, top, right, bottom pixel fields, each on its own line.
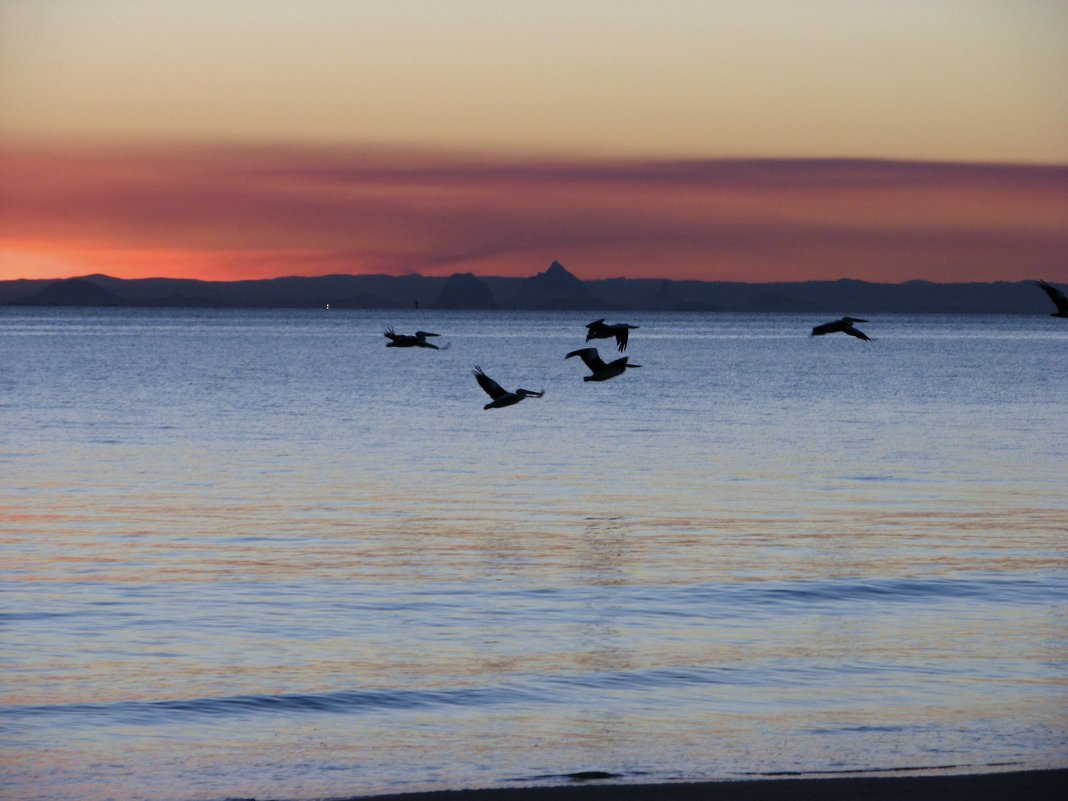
left=1, top=261, right=1063, bottom=315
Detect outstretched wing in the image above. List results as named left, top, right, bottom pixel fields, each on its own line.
left=415, top=331, right=440, bottom=338
left=566, top=347, right=607, bottom=372
left=1038, top=280, right=1068, bottom=312
left=473, top=366, right=508, bottom=400
left=843, top=325, right=871, bottom=341
left=810, top=320, right=842, bottom=336
left=384, top=326, right=399, bottom=341
left=614, top=327, right=630, bottom=352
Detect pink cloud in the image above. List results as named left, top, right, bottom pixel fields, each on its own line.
left=2, top=144, right=1066, bottom=282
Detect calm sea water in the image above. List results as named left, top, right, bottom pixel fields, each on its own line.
left=2, top=307, right=1066, bottom=801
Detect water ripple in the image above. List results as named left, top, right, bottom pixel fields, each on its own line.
left=1, top=686, right=539, bottom=727
left=1, top=656, right=1027, bottom=728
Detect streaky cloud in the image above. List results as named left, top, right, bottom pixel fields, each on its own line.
left=2, top=144, right=1066, bottom=283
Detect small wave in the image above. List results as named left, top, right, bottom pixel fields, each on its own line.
left=0, top=663, right=876, bottom=728
left=838, top=474, right=914, bottom=482
left=686, top=575, right=1061, bottom=610
left=0, top=652, right=1045, bottom=732
left=499, top=575, right=1063, bottom=619
left=0, top=685, right=540, bottom=727
left=456, top=575, right=1068, bottom=642
left=1, top=667, right=744, bottom=727
left=0, top=611, right=83, bottom=623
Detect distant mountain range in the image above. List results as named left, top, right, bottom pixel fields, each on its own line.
left=0, top=261, right=1061, bottom=315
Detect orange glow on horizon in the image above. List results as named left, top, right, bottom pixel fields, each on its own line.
left=2, top=146, right=1067, bottom=285
left=0, top=241, right=384, bottom=283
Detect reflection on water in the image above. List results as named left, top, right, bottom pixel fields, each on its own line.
left=1, top=308, right=1066, bottom=801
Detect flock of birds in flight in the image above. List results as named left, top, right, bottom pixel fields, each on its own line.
left=384, top=280, right=1068, bottom=410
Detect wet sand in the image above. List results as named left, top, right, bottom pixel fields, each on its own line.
left=341, top=768, right=1067, bottom=801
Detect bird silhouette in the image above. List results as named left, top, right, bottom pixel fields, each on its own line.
left=565, top=347, right=641, bottom=381
left=585, top=319, right=639, bottom=352
left=1036, top=280, right=1068, bottom=318
left=810, top=317, right=871, bottom=341
left=473, top=367, right=544, bottom=409
left=384, top=327, right=445, bottom=349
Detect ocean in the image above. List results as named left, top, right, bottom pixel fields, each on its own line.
left=2, top=307, right=1066, bottom=801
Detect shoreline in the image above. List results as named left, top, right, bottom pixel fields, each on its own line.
left=336, top=768, right=1068, bottom=801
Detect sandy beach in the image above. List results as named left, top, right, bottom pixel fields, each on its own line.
left=342, top=768, right=1068, bottom=801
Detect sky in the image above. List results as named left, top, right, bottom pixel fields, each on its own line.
left=1, top=0, right=1066, bottom=283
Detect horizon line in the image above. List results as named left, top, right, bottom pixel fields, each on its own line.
left=6, top=271, right=1055, bottom=288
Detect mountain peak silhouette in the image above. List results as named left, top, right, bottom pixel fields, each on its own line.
left=431, top=272, right=497, bottom=309
left=512, top=260, right=604, bottom=310
left=0, top=270, right=1054, bottom=314
left=24, top=277, right=124, bottom=306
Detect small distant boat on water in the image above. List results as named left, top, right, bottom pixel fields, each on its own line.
left=473, top=367, right=545, bottom=410
left=585, top=319, right=639, bottom=352
left=810, top=316, right=871, bottom=341
left=1036, top=280, right=1068, bottom=318
left=565, top=347, right=641, bottom=381
left=384, top=327, right=446, bottom=349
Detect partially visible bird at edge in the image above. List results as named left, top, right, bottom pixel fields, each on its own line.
left=810, top=317, right=871, bottom=341
left=585, top=319, right=639, bottom=352
left=1036, top=280, right=1068, bottom=318
left=473, top=367, right=545, bottom=410
left=566, top=347, right=641, bottom=381
left=384, top=327, right=448, bottom=349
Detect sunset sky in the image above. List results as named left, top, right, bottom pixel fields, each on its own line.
left=2, top=0, right=1066, bottom=283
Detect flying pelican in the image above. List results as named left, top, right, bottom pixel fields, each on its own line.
left=585, top=319, right=639, bottom=352
left=810, top=316, right=871, bottom=341
left=565, top=347, right=641, bottom=381
left=473, top=366, right=544, bottom=410
left=1037, top=280, right=1068, bottom=318
left=384, top=327, right=444, bottom=349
